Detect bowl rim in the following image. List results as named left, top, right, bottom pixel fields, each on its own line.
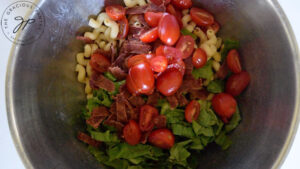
left=5, top=0, right=300, bottom=169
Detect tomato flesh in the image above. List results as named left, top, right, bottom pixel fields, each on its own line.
left=117, top=18, right=129, bottom=39
left=139, top=105, right=159, bottom=132
left=226, top=49, right=242, bottom=74
left=123, top=120, right=141, bottom=145
left=156, top=68, right=183, bottom=96
left=209, top=21, right=220, bottom=33
left=185, top=100, right=201, bottom=123
left=172, top=0, right=192, bottom=9
left=192, top=48, right=207, bottom=68
left=150, top=55, right=168, bottom=72
left=126, top=63, right=155, bottom=95
left=158, top=14, right=180, bottom=46
left=148, top=129, right=175, bottom=149
left=144, top=12, right=164, bottom=27
left=176, top=35, right=195, bottom=59
left=226, top=71, right=251, bottom=96
left=106, top=5, right=126, bottom=21
left=166, top=4, right=183, bottom=28
left=140, top=27, right=159, bottom=43
left=127, top=54, right=148, bottom=68
left=212, top=93, right=237, bottom=123
left=190, top=7, right=214, bottom=26
left=89, top=53, right=111, bottom=72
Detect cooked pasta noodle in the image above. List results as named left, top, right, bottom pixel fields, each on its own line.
left=91, top=44, right=99, bottom=53
left=124, top=0, right=146, bottom=7
left=88, top=18, right=101, bottom=29
left=182, top=15, right=197, bottom=32
left=86, top=62, right=92, bottom=77
left=212, top=52, right=221, bottom=62
left=75, top=64, right=86, bottom=83
left=212, top=60, right=221, bottom=72
left=85, top=78, right=92, bottom=94
left=84, top=44, right=92, bottom=58
left=193, top=27, right=207, bottom=43
left=76, top=53, right=88, bottom=66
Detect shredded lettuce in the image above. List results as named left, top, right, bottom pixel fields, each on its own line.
left=192, top=121, right=214, bottom=137
left=90, top=130, right=120, bottom=143
left=215, top=131, right=232, bottom=150
left=110, top=80, right=126, bottom=96
left=221, top=39, right=240, bottom=61
left=169, top=142, right=191, bottom=168
left=180, top=28, right=198, bottom=40
left=172, top=123, right=195, bottom=138
left=104, top=72, right=117, bottom=82
left=192, top=60, right=214, bottom=80
left=225, top=106, right=241, bottom=133
left=207, top=80, right=225, bottom=93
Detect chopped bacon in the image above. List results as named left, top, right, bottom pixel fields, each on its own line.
left=147, top=92, right=162, bottom=106
left=76, top=36, right=94, bottom=44
left=126, top=3, right=166, bottom=15
left=128, top=95, right=145, bottom=107
left=77, top=132, right=101, bottom=147
left=189, top=89, right=209, bottom=100
left=116, top=94, right=128, bottom=123
left=153, top=115, right=167, bottom=129
left=86, top=106, right=109, bottom=129
left=176, top=92, right=189, bottom=107
left=108, top=66, right=127, bottom=80
left=90, top=73, right=115, bottom=92
left=141, top=131, right=151, bottom=144
left=167, top=95, right=178, bottom=108
left=103, top=114, right=124, bottom=131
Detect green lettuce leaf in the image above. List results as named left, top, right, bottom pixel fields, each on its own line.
left=110, top=80, right=126, bottom=96
left=192, top=121, right=214, bottom=137
left=189, top=138, right=204, bottom=150
left=104, top=72, right=117, bottom=82
left=180, top=28, right=197, bottom=40
left=207, top=80, right=225, bottom=93
left=225, top=106, right=241, bottom=133
left=87, top=89, right=112, bottom=109
left=192, top=60, right=214, bottom=80
left=171, top=123, right=195, bottom=138
left=128, top=166, right=144, bottom=169
left=90, top=130, right=120, bottom=143
left=221, top=39, right=240, bottom=61
left=197, top=108, right=218, bottom=127
left=169, top=143, right=191, bottom=168
left=215, top=131, right=232, bottom=150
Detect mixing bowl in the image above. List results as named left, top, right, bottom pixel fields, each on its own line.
left=6, top=0, right=300, bottom=168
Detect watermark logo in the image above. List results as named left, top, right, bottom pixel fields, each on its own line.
left=1, top=1, right=45, bottom=45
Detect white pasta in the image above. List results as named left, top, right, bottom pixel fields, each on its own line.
left=88, top=18, right=101, bottom=29
left=85, top=78, right=92, bottom=94
left=84, top=44, right=92, bottom=58
left=200, top=43, right=217, bottom=59
left=94, top=25, right=108, bottom=34
left=193, top=27, right=207, bottom=43
left=91, top=44, right=99, bottom=53
left=96, top=12, right=108, bottom=26
left=205, top=29, right=217, bottom=45
left=212, top=60, right=221, bottom=72
left=76, top=53, right=88, bottom=66
left=84, top=31, right=98, bottom=40
left=104, top=27, right=112, bottom=41
left=216, top=37, right=223, bottom=49
left=104, top=42, right=112, bottom=51
left=104, top=17, right=119, bottom=39
left=212, top=52, right=221, bottom=62
left=97, top=40, right=107, bottom=49
left=182, top=9, right=189, bottom=15
left=182, top=15, right=197, bottom=32
left=124, top=0, right=146, bottom=7
left=86, top=62, right=92, bottom=77
left=75, top=64, right=86, bottom=83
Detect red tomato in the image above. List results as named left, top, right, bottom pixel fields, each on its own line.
left=148, top=129, right=175, bottom=149
left=127, top=54, right=148, bottom=68
left=185, top=100, right=201, bottom=123
left=212, top=93, right=237, bottom=123
left=139, top=105, right=159, bottom=132
left=144, top=12, right=164, bottom=27
left=192, top=48, right=207, bottom=68
left=156, top=45, right=165, bottom=56
left=163, top=46, right=184, bottom=61
left=193, top=48, right=207, bottom=68
left=166, top=4, right=183, bottom=28
left=226, top=71, right=251, bottom=96
left=140, top=27, right=159, bottom=43
left=126, top=63, right=155, bottom=95
left=176, top=35, right=195, bottom=59
left=123, top=120, right=141, bottom=145
left=105, top=5, right=126, bottom=21
left=117, top=18, right=129, bottom=39
left=156, top=68, right=183, bottom=96
left=150, top=55, right=168, bottom=72
left=89, top=53, right=111, bottom=72
left=208, top=21, right=220, bottom=33
left=158, top=14, right=180, bottom=46
left=150, top=0, right=171, bottom=5
left=172, top=0, right=192, bottom=9
left=146, top=53, right=155, bottom=60
left=190, top=7, right=214, bottom=26
left=226, top=49, right=242, bottom=74
left=168, top=58, right=186, bottom=76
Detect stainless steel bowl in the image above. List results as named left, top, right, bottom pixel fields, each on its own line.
left=6, top=0, right=300, bottom=169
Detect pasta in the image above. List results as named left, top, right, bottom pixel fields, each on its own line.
left=75, top=64, right=86, bottom=83
left=212, top=52, right=221, bottom=62
left=86, top=62, right=92, bottom=77
left=85, top=78, right=92, bottom=94
left=182, top=9, right=189, bottom=15
left=124, top=0, right=146, bottom=7
left=193, top=27, right=208, bottom=43
left=182, top=15, right=197, bottom=32
left=212, top=60, right=221, bottom=72
left=216, top=37, right=223, bottom=49
left=84, top=44, right=92, bottom=58
left=84, top=31, right=98, bottom=40
left=76, top=53, right=88, bottom=66
left=91, top=44, right=99, bottom=53
left=200, top=29, right=218, bottom=59
left=88, top=18, right=101, bottom=29
left=104, top=17, right=119, bottom=39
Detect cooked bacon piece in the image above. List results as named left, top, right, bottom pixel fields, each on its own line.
left=128, top=15, right=150, bottom=36
left=77, top=132, right=101, bottom=147
left=90, top=73, right=115, bottom=92
left=153, top=115, right=167, bottom=129
left=120, top=39, right=152, bottom=54
left=167, top=95, right=178, bottom=108
left=141, top=131, right=151, bottom=144
left=128, top=95, right=145, bottom=107
left=116, top=94, right=128, bottom=123
left=76, top=36, right=94, bottom=44
left=184, top=57, right=194, bottom=75
left=103, top=114, right=124, bottom=131
left=108, top=66, right=127, bottom=80
left=126, top=3, right=166, bottom=15
left=176, top=92, right=189, bottom=107
left=147, top=91, right=162, bottom=106
left=189, top=89, right=209, bottom=100
left=86, top=106, right=109, bottom=129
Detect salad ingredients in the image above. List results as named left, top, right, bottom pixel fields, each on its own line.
left=226, top=49, right=242, bottom=73
left=192, top=48, right=207, bottom=68
left=156, top=68, right=183, bottom=96
left=176, top=35, right=195, bottom=59
left=226, top=71, right=251, bottom=96
left=123, top=120, right=142, bottom=145
left=172, top=0, right=192, bottom=9
left=212, top=93, right=237, bottom=123
left=148, top=129, right=175, bottom=149
left=106, top=5, right=126, bottom=21
left=158, top=14, right=180, bottom=46
left=190, top=7, right=214, bottom=26
left=139, top=105, right=159, bottom=132
left=144, top=12, right=163, bottom=27
left=140, top=27, right=159, bottom=43
left=150, top=55, right=168, bottom=72
left=185, top=100, right=201, bottom=123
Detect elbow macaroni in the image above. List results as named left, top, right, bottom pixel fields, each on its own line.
left=75, top=64, right=86, bottom=83
left=199, top=29, right=218, bottom=59
left=104, top=17, right=119, bottom=39
left=86, top=62, right=92, bottom=77
left=85, top=78, right=92, bottom=94
left=124, top=0, right=146, bottom=7
left=182, top=15, right=197, bottom=33
left=76, top=53, right=88, bottom=66
left=194, top=27, right=207, bottom=43
left=84, top=44, right=92, bottom=58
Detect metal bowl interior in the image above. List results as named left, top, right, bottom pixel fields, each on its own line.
left=6, top=0, right=300, bottom=169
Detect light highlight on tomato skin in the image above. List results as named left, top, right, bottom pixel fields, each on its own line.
left=156, top=68, right=183, bottom=96
left=158, top=14, right=180, bottom=46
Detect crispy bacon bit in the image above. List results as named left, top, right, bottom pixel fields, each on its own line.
left=77, top=132, right=101, bottom=147
left=93, top=49, right=112, bottom=61
left=126, top=3, right=166, bottom=15
left=128, top=95, right=145, bottom=107
left=167, top=95, right=178, bottom=108
left=90, top=73, right=115, bottom=92
left=108, top=66, right=127, bottom=80
left=189, top=89, right=209, bottom=100
left=176, top=92, right=189, bottom=107
left=116, top=94, right=128, bottom=123
left=153, top=115, right=167, bottom=129
left=103, top=114, right=124, bottom=131
left=76, top=36, right=94, bottom=44
left=86, top=106, right=109, bottom=129
left=147, top=92, right=162, bottom=106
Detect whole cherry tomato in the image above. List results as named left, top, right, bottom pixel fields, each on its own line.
left=89, top=53, right=111, bottom=72
left=208, top=21, right=220, bottom=33
left=105, top=5, right=126, bottom=21
left=126, top=63, right=155, bottom=95
left=127, top=54, right=148, bottom=68
left=148, top=129, right=175, bottom=149
left=117, top=18, right=129, bottom=39
left=176, top=35, right=195, bottom=59
left=185, top=100, right=201, bottom=123
left=139, top=105, right=159, bottom=132
left=192, top=48, right=207, bottom=68
left=156, top=67, right=183, bottom=96
left=212, top=93, right=237, bottom=123
left=158, top=14, right=180, bottom=46
left=150, top=55, right=168, bottom=72
left=226, top=49, right=242, bottom=74
left=166, top=4, right=183, bottom=28
left=140, top=27, right=159, bottom=43
left=226, top=71, right=251, bottom=96
left=144, top=12, right=164, bottom=27
left=172, top=0, right=192, bottom=9
left=190, top=7, right=214, bottom=26
left=123, top=120, right=141, bottom=145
